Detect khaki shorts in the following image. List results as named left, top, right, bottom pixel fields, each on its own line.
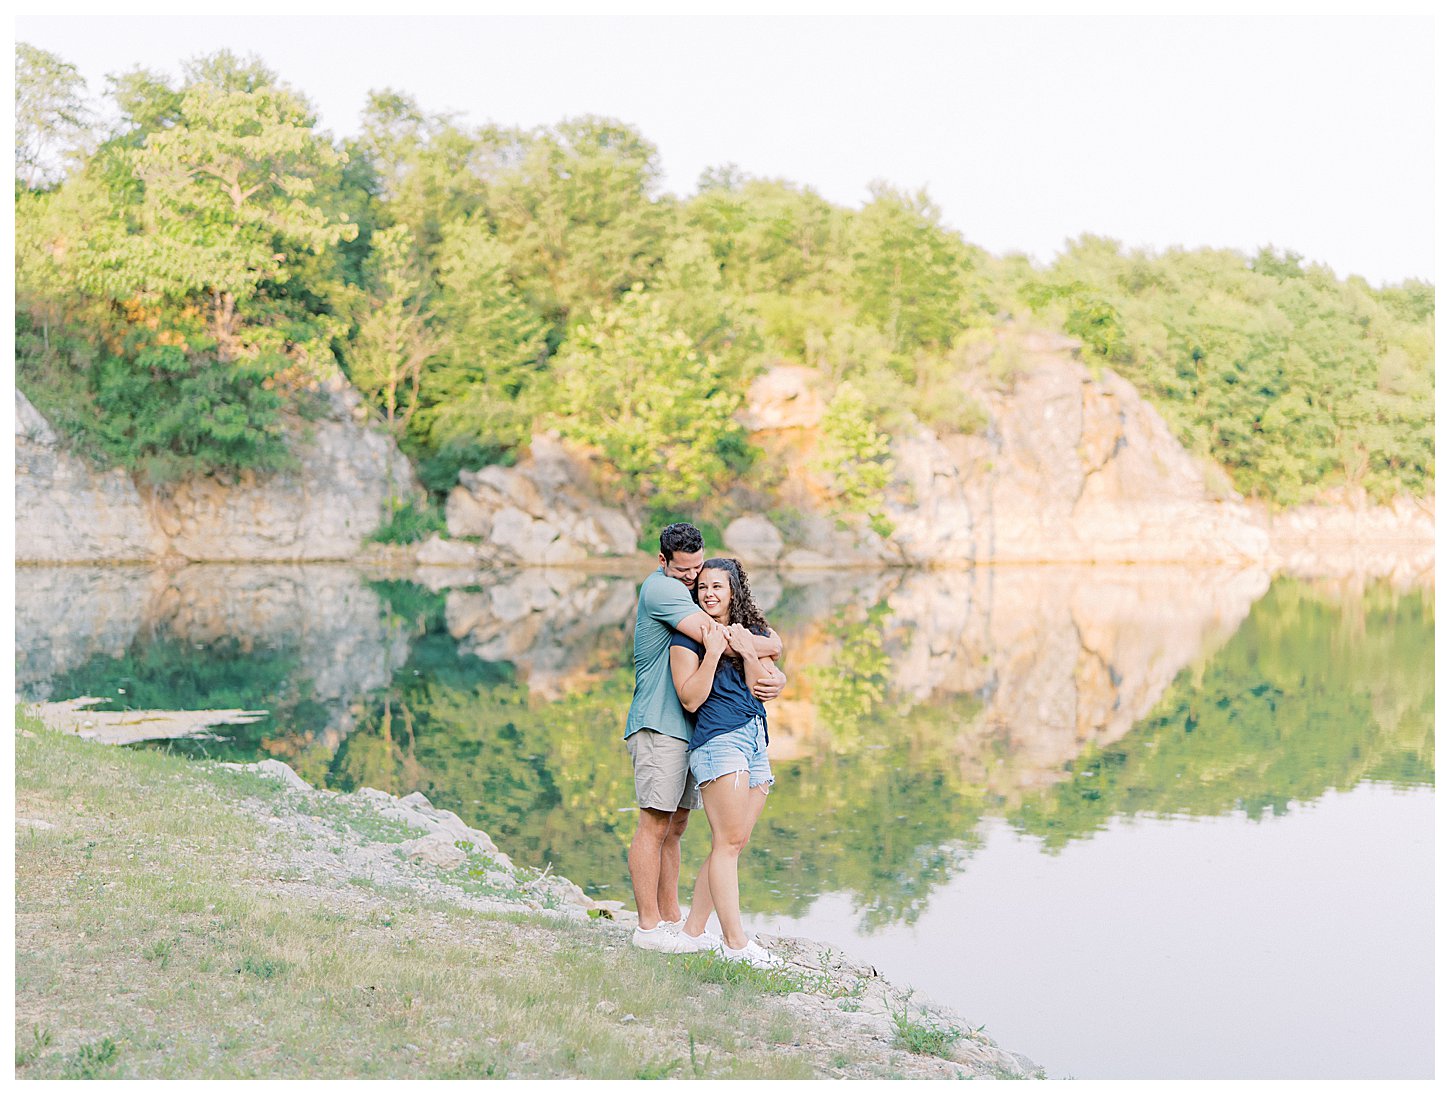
left=626, top=729, right=703, bottom=812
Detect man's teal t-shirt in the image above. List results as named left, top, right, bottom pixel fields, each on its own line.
left=624, top=568, right=699, bottom=742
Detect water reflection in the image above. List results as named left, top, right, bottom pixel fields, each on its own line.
left=17, top=560, right=1432, bottom=1078
left=16, top=561, right=1434, bottom=925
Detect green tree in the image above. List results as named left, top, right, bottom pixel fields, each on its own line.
left=549, top=287, right=751, bottom=509
left=350, top=89, right=491, bottom=258
left=488, top=116, right=670, bottom=331
left=411, top=216, right=550, bottom=485
left=347, top=224, right=437, bottom=437
left=15, top=42, right=91, bottom=190
left=15, top=51, right=359, bottom=481
left=812, top=381, right=896, bottom=536
left=78, top=53, right=357, bottom=365
left=848, top=182, right=971, bottom=353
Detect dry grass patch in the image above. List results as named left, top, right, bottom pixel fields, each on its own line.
left=15, top=714, right=819, bottom=1079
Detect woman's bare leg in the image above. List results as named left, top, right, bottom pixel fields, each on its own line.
left=683, top=856, right=714, bottom=936
left=700, top=772, right=758, bottom=950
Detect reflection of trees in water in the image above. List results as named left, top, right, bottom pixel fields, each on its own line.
left=46, top=568, right=1432, bottom=929
left=1008, top=579, right=1435, bottom=850
left=758, top=690, right=991, bottom=927
left=46, top=634, right=330, bottom=761
left=319, top=572, right=1434, bottom=928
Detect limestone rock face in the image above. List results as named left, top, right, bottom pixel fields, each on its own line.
left=442, top=432, right=639, bottom=565
left=415, top=535, right=480, bottom=567
left=15, top=390, right=167, bottom=562
left=945, top=347, right=1270, bottom=563
left=723, top=514, right=785, bottom=563
left=738, top=364, right=827, bottom=431
left=15, top=379, right=421, bottom=562
left=1262, top=493, right=1434, bottom=581
left=744, top=342, right=1272, bottom=565
left=881, top=426, right=976, bottom=564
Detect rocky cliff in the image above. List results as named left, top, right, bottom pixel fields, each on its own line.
left=428, top=328, right=1432, bottom=569
left=16, top=329, right=1432, bottom=568
left=15, top=378, right=420, bottom=563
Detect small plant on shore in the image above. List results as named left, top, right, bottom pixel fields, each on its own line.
left=635, top=1055, right=683, bottom=1079
left=141, top=937, right=176, bottom=967
left=15, top=1026, right=53, bottom=1069
left=890, top=996, right=962, bottom=1058
left=440, top=1054, right=508, bottom=1079
left=825, top=975, right=869, bottom=1000
left=987, top=1062, right=1033, bottom=1079
left=688, top=1032, right=714, bottom=1079
left=368, top=498, right=445, bottom=545
left=677, top=950, right=818, bottom=996
left=63, top=1036, right=120, bottom=1079
left=238, top=955, right=288, bottom=980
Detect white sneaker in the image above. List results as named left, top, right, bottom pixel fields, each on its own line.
left=720, top=938, right=784, bottom=969
left=678, top=926, right=722, bottom=953
left=631, top=925, right=698, bottom=953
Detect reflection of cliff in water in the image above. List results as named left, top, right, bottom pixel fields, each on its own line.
left=16, top=562, right=1434, bottom=925
left=18, top=562, right=1432, bottom=799
left=15, top=565, right=412, bottom=755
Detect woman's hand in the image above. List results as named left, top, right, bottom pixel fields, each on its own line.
left=702, top=621, right=729, bottom=657
left=725, top=623, right=756, bottom=656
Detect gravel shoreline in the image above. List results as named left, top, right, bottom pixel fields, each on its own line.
left=220, top=756, right=1046, bottom=1079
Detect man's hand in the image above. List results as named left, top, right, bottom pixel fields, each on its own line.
left=751, top=665, right=787, bottom=702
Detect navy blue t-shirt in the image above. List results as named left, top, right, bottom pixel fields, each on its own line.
left=670, top=630, right=769, bottom=751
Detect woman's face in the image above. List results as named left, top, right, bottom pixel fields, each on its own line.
left=695, top=567, right=733, bottom=621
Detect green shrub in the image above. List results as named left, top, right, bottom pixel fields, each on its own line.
left=369, top=498, right=446, bottom=545
left=890, top=1003, right=962, bottom=1058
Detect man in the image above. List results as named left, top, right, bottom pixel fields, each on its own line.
left=624, top=522, right=785, bottom=951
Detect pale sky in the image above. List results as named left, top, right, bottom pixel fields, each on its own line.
left=12, top=2, right=1439, bottom=285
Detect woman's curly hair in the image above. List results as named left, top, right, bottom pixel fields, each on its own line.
left=697, top=557, right=770, bottom=644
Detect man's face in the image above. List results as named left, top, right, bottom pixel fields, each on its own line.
left=660, top=549, right=705, bottom=588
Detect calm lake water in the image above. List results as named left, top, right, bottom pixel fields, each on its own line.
left=16, top=561, right=1434, bottom=1079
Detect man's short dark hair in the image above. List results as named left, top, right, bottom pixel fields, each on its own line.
left=659, top=522, right=703, bottom=560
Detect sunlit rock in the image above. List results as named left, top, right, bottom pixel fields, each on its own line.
left=444, top=432, right=640, bottom=564
left=724, top=514, right=785, bottom=563
left=15, top=379, right=420, bottom=563
left=15, top=390, right=167, bottom=562
left=739, top=364, right=827, bottom=430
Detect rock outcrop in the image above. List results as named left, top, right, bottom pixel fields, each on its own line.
left=438, top=432, right=640, bottom=566
left=14, top=391, right=168, bottom=562
left=15, top=377, right=421, bottom=563
left=717, top=330, right=1430, bottom=567
left=945, top=336, right=1270, bottom=563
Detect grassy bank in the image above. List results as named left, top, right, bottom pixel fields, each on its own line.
left=15, top=709, right=1037, bottom=1080
left=13, top=710, right=834, bottom=1080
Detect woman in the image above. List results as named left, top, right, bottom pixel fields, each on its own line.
left=670, top=558, right=784, bottom=968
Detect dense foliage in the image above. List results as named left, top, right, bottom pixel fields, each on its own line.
left=16, top=44, right=1433, bottom=506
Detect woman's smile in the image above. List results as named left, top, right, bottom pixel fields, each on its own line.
left=696, top=575, right=731, bottom=619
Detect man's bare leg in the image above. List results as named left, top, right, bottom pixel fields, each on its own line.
left=628, top=807, right=676, bottom=930
left=656, top=807, right=691, bottom=923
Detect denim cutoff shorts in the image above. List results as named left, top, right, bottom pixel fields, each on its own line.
left=689, top=715, right=773, bottom=792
